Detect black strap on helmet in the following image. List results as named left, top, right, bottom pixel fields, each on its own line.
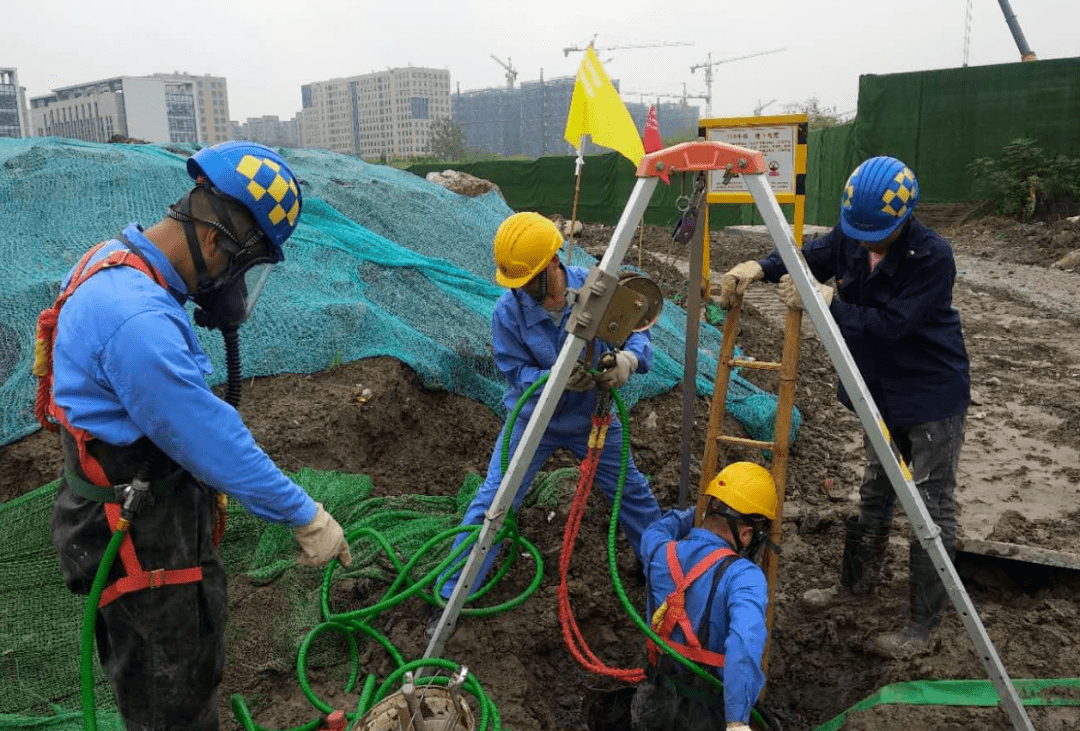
left=166, top=180, right=271, bottom=295
left=706, top=498, right=782, bottom=561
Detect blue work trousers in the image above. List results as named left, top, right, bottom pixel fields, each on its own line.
left=440, top=411, right=661, bottom=599
left=858, top=412, right=966, bottom=552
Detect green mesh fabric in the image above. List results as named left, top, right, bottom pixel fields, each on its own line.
left=0, top=137, right=797, bottom=450
left=0, top=468, right=519, bottom=727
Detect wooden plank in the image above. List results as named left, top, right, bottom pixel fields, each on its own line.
left=956, top=538, right=1080, bottom=571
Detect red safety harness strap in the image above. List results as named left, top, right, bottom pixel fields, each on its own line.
left=34, top=242, right=167, bottom=488
left=35, top=242, right=204, bottom=607
left=98, top=503, right=204, bottom=608
left=647, top=542, right=736, bottom=668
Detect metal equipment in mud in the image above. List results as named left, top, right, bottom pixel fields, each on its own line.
left=353, top=667, right=475, bottom=731
left=423, top=139, right=1036, bottom=731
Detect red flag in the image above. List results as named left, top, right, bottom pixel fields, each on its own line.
left=642, top=105, right=663, bottom=153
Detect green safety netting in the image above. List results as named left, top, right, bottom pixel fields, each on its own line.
left=0, top=137, right=796, bottom=451
left=0, top=467, right=563, bottom=727
left=813, top=678, right=1080, bottom=731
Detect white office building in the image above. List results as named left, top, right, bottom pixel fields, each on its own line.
left=236, top=114, right=300, bottom=149
left=31, top=76, right=199, bottom=144
left=1, top=67, right=31, bottom=138
left=151, top=72, right=232, bottom=144
left=299, top=66, right=451, bottom=160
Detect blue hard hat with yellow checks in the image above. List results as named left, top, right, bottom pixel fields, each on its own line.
left=187, top=141, right=303, bottom=255
left=840, top=156, right=919, bottom=243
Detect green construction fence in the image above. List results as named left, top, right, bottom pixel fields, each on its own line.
left=410, top=55, right=1080, bottom=231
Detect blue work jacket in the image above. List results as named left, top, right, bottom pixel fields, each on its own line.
left=51, top=223, right=317, bottom=527
left=641, top=508, right=768, bottom=724
left=492, top=264, right=653, bottom=427
left=759, top=219, right=970, bottom=427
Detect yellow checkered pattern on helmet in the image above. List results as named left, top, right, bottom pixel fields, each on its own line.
left=879, top=167, right=915, bottom=218
left=234, top=154, right=301, bottom=227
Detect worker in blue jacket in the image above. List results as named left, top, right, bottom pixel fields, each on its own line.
left=434, top=212, right=661, bottom=625
left=718, top=155, right=970, bottom=658
left=632, top=462, right=775, bottom=731
left=38, top=142, right=351, bottom=730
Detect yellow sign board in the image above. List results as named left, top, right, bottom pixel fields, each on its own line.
left=694, top=114, right=809, bottom=294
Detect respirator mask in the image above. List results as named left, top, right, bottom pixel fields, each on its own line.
left=168, top=183, right=282, bottom=331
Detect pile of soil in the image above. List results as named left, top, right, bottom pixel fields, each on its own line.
left=3, top=213, right=1078, bottom=731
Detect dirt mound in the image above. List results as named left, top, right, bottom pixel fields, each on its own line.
left=946, top=215, right=1080, bottom=269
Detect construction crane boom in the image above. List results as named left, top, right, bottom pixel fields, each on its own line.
left=690, top=47, right=786, bottom=117
left=754, top=98, right=777, bottom=116
left=489, top=54, right=518, bottom=88
left=996, top=0, right=1037, bottom=61
left=562, top=40, right=693, bottom=57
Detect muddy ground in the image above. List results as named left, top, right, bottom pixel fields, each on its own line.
left=2, top=211, right=1079, bottom=730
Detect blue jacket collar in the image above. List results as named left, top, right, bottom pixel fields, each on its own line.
left=121, top=223, right=190, bottom=301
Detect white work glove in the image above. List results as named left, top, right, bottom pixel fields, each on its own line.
left=596, top=351, right=638, bottom=392
left=779, top=273, right=834, bottom=310
left=565, top=364, right=595, bottom=392
left=718, top=260, right=764, bottom=309
left=726, top=724, right=752, bottom=731
left=293, top=503, right=353, bottom=568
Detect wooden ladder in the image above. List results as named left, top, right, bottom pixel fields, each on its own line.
left=697, top=291, right=803, bottom=676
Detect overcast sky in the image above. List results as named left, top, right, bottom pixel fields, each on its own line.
left=3, top=0, right=1075, bottom=125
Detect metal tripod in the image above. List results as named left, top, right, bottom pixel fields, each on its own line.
left=423, top=140, right=1034, bottom=731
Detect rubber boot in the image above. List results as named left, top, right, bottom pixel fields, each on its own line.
left=872, top=543, right=951, bottom=658
left=802, top=517, right=889, bottom=610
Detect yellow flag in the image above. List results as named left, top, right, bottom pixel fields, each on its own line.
left=563, top=47, right=646, bottom=166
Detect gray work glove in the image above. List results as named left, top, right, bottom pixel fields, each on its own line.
left=718, top=260, right=764, bottom=309
left=726, top=724, right=752, bottom=731
left=565, top=364, right=595, bottom=392
left=596, top=351, right=638, bottom=392
left=293, top=503, right=353, bottom=568
left=779, top=273, right=833, bottom=310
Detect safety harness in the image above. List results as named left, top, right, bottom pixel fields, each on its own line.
left=33, top=239, right=206, bottom=607
left=646, top=541, right=738, bottom=669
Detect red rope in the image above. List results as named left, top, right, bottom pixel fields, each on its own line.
left=557, top=412, right=646, bottom=683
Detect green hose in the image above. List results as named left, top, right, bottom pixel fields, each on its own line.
left=80, top=522, right=127, bottom=731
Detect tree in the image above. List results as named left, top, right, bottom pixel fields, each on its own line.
left=426, top=118, right=467, bottom=161
left=782, top=96, right=847, bottom=129
left=969, top=138, right=1080, bottom=220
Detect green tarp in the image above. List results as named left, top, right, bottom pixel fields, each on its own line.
left=854, top=56, right=1080, bottom=203
left=411, top=56, right=1080, bottom=229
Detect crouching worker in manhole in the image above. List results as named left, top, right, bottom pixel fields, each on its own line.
left=633, top=462, right=780, bottom=731
left=36, top=141, right=352, bottom=730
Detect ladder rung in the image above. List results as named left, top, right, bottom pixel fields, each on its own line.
left=730, top=358, right=782, bottom=371
left=717, top=435, right=776, bottom=450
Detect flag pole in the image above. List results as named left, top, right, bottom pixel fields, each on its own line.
left=567, top=142, right=584, bottom=265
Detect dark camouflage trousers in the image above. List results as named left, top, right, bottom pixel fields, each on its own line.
left=858, top=411, right=966, bottom=553
left=630, top=674, right=725, bottom=731
left=51, top=432, right=227, bottom=731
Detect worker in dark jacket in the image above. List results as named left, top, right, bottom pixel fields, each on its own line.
left=632, top=462, right=775, bottom=731
left=39, top=142, right=352, bottom=730
left=718, top=156, right=969, bottom=657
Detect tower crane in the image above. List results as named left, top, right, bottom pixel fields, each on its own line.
left=626, top=84, right=707, bottom=108
left=754, top=98, right=777, bottom=116
left=490, top=54, right=518, bottom=88
left=690, top=48, right=786, bottom=116
left=562, top=38, right=693, bottom=57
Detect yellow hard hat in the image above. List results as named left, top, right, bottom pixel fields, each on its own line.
left=493, top=212, right=563, bottom=288
left=703, top=462, right=777, bottom=521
